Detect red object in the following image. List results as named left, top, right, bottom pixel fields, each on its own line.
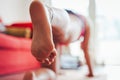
left=10, top=22, right=33, bottom=31
left=0, top=22, right=85, bottom=75
left=0, top=23, right=40, bottom=75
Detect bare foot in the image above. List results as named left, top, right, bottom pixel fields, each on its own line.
left=30, top=0, right=56, bottom=65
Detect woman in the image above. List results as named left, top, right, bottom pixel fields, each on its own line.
left=30, top=0, right=93, bottom=77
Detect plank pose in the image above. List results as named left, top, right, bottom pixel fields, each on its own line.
left=30, top=0, right=93, bottom=77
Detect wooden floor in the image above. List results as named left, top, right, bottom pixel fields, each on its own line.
left=57, top=66, right=106, bottom=80
left=57, top=65, right=120, bottom=80
left=0, top=65, right=120, bottom=80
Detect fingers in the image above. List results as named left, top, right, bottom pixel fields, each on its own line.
left=36, top=49, right=57, bottom=65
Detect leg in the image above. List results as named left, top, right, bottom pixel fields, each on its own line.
left=81, top=24, right=94, bottom=77
left=30, top=0, right=71, bottom=73
left=30, top=0, right=93, bottom=76
left=30, top=0, right=56, bottom=65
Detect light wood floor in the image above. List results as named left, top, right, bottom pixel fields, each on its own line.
left=57, top=65, right=120, bottom=80
left=0, top=65, right=120, bottom=80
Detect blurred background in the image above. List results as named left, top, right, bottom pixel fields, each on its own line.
left=1, top=0, right=120, bottom=66
left=0, top=0, right=120, bottom=79
left=51, top=0, right=120, bottom=66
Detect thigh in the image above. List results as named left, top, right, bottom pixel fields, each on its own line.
left=67, top=13, right=83, bottom=42
left=51, top=7, right=70, bottom=33
left=50, top=8, right=83, bottom=42
left=47, top=7, right=83, bottom=41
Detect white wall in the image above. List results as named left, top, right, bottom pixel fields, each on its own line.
left=0, top=0, right=32, bottom=24
left=0, top=0, right=52, bottom=24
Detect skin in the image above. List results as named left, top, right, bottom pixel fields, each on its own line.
left=81, top=23, right=94, bottom=77
left=30, top=1, right=56, bottom=65
left=30, top=0, right=93, bottom=77
left=23, top=68, right=56, bottom=80
left=30, top=0, right=72, bottom=65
